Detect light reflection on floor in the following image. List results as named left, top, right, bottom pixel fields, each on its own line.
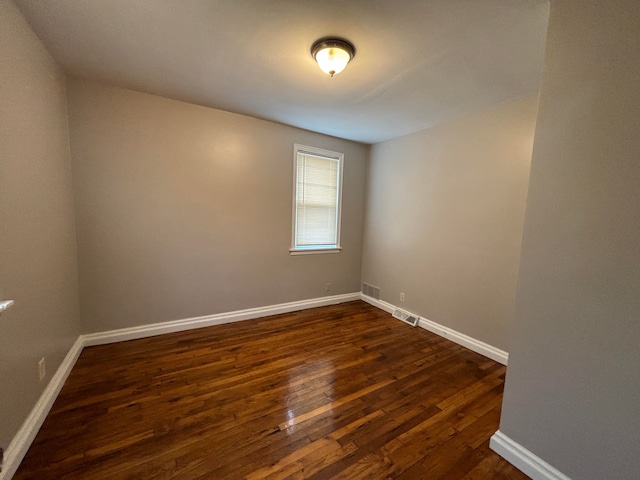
left=281, top=357, right=335, bottom=433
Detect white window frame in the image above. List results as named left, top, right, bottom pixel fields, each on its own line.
left=290, top=144, right=344, bottom=255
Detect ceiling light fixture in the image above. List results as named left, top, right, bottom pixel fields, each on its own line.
left=311, top=38, right=355, bottom=77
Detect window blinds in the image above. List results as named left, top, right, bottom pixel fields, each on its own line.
left=295, top=152, right=340, bottom=248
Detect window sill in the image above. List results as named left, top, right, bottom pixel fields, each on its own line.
left=290, top=247, right=342, bottom=256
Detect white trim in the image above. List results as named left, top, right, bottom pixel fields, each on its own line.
left=359, top=294, right=395, bottom=315
left=82, top=292, right=360, bottom=347
left=289, top=247, right=342, bottom=255
left=360, top=294, right=508, bottom=365
left=418, top=316, right=508, bottom=365
left=490, top=430, right=572, bottom=480
left=0, top=292, right=360, bottom=479
left=0, top=337, right=84, bottom=480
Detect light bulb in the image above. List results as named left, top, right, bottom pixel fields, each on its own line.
left=311, top=39, right=355, bottom=77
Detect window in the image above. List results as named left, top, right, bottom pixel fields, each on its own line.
left=291, top=144, right=344, bottom=254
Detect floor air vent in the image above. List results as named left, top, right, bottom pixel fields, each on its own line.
left=361, top=283, right=380, bottom=300
left=392, top=309, right=420, bottom=327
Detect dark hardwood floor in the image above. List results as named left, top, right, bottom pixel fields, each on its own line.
left=15, top=301, right=528, bottom=479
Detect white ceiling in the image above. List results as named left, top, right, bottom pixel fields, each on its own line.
left=14, top=0, right=549, bottom=144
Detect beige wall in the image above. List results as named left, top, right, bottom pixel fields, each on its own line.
left=361, top=95, right=538, bottom=351
left=67, top=78, right=368, bottom=333
left=0, top=0, right=81, bottom=450
left=499, top=1, right=640, bottom=478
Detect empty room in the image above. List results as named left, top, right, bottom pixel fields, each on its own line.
left=1, top=1, right=638, bottom=479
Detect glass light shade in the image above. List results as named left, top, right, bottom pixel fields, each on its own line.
left=314, top=47, right=351, bottom=76
left=311, top=39, right=355, bottom=77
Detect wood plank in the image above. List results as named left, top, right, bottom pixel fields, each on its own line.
left=14, top=301, right=529, bottom=479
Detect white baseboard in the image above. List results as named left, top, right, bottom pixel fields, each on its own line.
left=1, top=292, right=360, bottom=479
left=360, top=294, right=508, bottom=365
left=82, top=292, right=361, bottom=347
left=0, top=337, right=84, bottom=480
left=3, top=292, right=506, bottom=479
left=418, top=316, right=508, bottom=365
left=359, top=295, right=396, bottom=315
left=490, top=430, right=571, bottom=480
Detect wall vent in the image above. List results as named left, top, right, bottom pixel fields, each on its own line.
left=392, top=308, right=420, bottom=327
left=361, top=283, right=380, bottom=300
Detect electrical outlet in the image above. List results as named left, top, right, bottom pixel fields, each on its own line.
left=400, top=292, right=405, bottom=302
left=325, top=282, right=332, bottom=292
left=38, top=357, right=46, bottom=382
